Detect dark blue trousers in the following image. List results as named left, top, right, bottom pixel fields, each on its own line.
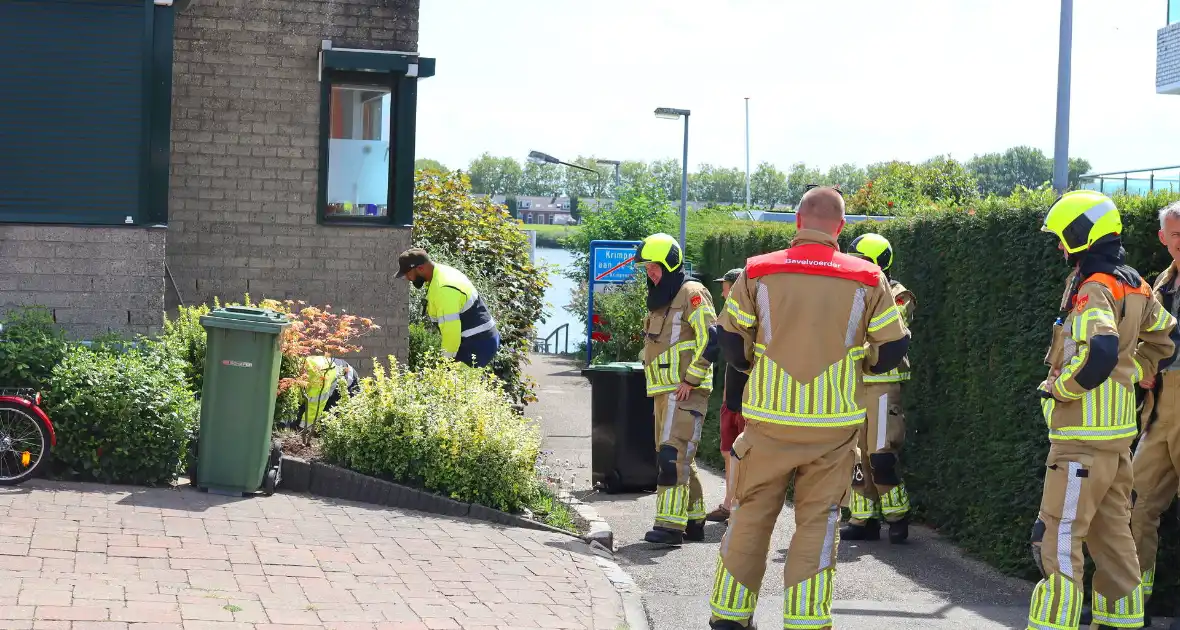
left=455, top=331, right=500, bottom=368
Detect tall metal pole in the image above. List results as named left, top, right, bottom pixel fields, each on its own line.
left=745, top=97, right=751, bottom=207
left=1052, top=0, right=1073, bottom=194
left=679, top=114, right=690, bottom=253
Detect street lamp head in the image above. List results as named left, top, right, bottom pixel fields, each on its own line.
left=654, top=107, right=690, bottom=120
left=595, top=159, right=621, bottom=166
left=527, top=150, right=560, bottom=165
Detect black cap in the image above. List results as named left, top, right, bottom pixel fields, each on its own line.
left=714, top=268, right=743, bottom=283
left=396, top=247, right=431, bottom=278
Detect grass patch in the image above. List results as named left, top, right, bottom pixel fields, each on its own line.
left=523, top=223, right=580, bottom=248
left=223, top=604, right=242, bottom=613
left=525, top=483, right=585, bottom=534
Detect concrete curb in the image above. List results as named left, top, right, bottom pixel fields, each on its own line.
left=593, top=553, right=650, bottom=630
left=558, top=488, right=614, bottom=551
left=280, top=456, right=605, bottom=544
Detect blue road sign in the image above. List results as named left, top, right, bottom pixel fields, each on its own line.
left=586, top=240, right=642, bottom=364
left=592, top=246, right=639, bottom=284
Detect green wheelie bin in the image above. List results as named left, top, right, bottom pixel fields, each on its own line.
left=194, top=306, right=290, bottom=497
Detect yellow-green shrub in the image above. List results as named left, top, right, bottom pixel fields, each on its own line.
left=318, top=356, right=541, bottom=512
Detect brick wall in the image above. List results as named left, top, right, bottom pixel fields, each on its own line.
left=0, top=226, right=165, bottom=339
left=168, top=0, right=420, bottom=371
left=1158, top=22, right=1180, bottom=94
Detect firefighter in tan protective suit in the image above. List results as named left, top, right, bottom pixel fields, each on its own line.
left=1028, top=190, right=1177, bottom=630
left=707, top=186, right=911, bottom=630
left=634, top=232, right=718, bottom=547
left=842, top=232, right=916, bottom=544
left=1127, top=201, right=1180, bottom=630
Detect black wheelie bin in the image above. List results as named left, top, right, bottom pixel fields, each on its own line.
left=583, top=361, right=657, bottom=493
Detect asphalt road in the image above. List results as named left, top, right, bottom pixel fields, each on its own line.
left=523, top=354, right=1076, bottom=629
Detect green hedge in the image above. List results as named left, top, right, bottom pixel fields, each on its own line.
left=698, top=188, right=1180, bottom=612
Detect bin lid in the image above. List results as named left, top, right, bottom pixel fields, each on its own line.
left=200, top=306, right=290, bottom=334
left=582, top=361, right=644, bottom=372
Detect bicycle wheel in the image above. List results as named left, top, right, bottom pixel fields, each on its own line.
left=0, top=403, right=49, bottom=485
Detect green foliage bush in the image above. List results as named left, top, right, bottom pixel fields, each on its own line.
left=561, top=177, right=675, bottom=283
left=847, top=157, right=981, bottom=215
left=0, top=307, right=68, bottom=390
left=700, top=187, right=1180, bottom=611
left=413, top=171, right=548, bottom=405
left=45, top=342, right=198, bottom=486
left=319, top=356, right=542, bottom=512
left=161, top=302, right=211, bottom=393
left=407, top=322, right=443, bottom=371
left=587, top=276, right=647, bottom=364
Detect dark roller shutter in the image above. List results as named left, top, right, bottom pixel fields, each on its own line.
left=0, top=0, right=147, bottom=225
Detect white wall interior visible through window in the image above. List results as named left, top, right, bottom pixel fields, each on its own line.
left=326, top=85, right=393, bottom=217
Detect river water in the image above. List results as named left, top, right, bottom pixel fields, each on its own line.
left=534, top=247, right=581, bottom=352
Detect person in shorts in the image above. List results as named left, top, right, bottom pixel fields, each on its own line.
left=707, top=268, right=749, bottom=523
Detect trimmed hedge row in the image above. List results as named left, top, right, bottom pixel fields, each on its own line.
left=697, top=189, right=1180, bottom=612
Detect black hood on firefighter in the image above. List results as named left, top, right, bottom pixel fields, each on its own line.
left=1073, top=235, right=1143, bottom=289
left=647, top=268, right=686, bottom=311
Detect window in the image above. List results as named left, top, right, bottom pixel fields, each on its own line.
left=317, top=46, right=436, bottom=226
left=324, top=84, right=392, bottom=219
left=1171, top=0, right=1180, bottom=25
left=0, top=0, right=174, bottom=226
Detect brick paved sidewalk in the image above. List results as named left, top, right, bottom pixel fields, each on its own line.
left=0, top=480, right=633, bottom=630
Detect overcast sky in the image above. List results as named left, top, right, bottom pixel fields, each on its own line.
left=416, top=1, right=1179, bottom=176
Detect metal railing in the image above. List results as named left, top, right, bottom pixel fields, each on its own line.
left=533, top=323, right=570, bottom=355
left=1078, top=165, right=1180, bottom=196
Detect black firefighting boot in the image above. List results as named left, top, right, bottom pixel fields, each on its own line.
left=685, top=519, right=706, bottom=542
left=887, top=515, right=910, bottom=544
left=709, top=620, right=755, bottom=629
left=644, top=526, right=684, bottom=546
left=839, top=518, right=880, bottom=541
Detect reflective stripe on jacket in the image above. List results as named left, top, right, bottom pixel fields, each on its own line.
left=720, top=229, right=909, bottom=435
left=1041, top=270, right=1177, bottom=448
left=301, top=355, right=338, bottom=426
left=642, top=280, right=716, bottom=396
left=426, top=263, right=497, bottom=359
left=863, top=279, right=915, bottom=384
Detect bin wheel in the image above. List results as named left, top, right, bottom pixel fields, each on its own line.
left=603, top=470, right=622, bottom=494
left=263, top=468, right=278, bottom=496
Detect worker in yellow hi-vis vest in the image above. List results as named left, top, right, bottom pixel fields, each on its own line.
left=396, top=247, right=500, bottom=368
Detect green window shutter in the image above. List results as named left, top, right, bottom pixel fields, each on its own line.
left=0, top=0, right=149, bottom=225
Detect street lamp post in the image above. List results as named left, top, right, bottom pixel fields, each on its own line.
left=1052, top=0, right=1073, bottom=194
left=745, top=97, right=751, bottom=207
left=527, top=149, right=603, bottom=192
left=595, top=159, right=621, bottom=197
left=654, top=107, right=690, bottom=253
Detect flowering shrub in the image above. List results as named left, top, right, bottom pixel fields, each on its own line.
left=846, top=158, right=980, bottom=215
left=161, top=295, right=378, bottom=429
left=256, top=299, right=378, bottom=394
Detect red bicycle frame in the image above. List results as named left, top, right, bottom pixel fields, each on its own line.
left=0, top=392, right=56, bottom=448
